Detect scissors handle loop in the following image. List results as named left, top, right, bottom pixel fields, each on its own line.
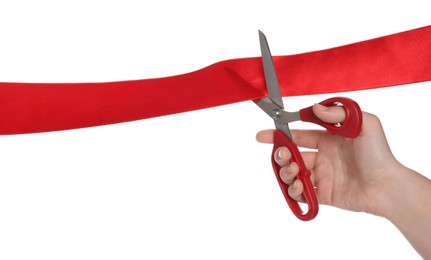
left=271, top=130, right=319, bottom=221
left=300, top=97, right=362, bottom=138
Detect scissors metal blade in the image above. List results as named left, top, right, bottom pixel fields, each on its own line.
left=258, top=30, right=284, bottom=109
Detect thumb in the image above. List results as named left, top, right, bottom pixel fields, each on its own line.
left=312, top=103, right=346, bottom=124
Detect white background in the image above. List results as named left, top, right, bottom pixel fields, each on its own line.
left=0, top=1, right=430, bottom=259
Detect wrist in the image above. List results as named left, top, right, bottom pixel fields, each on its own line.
left=377, top=163, right=430, bottom=222
left=375, top=164, right=431, bottom=259
left=364, top=161, right=409, bottom=219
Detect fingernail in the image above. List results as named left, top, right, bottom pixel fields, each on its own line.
left=292, top=180, right=298, bottom=189
left=286, top=164, right=292, bottom=174
left=277, top=149, right=283, bottom=160
left=315, top=103, right=329, bottom=111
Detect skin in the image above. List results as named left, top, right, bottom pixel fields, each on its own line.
left=256, top=103, right=431, bottom=259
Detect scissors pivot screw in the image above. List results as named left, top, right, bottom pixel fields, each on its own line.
left=271, top=109, right=281, bottom=120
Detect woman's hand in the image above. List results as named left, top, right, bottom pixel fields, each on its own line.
left=256, top=103, right=400, bottom=216
left=257, top=103, right=431, bottom=259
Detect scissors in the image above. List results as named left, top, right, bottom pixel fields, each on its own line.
left=255, top=31, right=363, bottom=221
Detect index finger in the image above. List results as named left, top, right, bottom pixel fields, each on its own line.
left=256, top=129, right=275, bottom=144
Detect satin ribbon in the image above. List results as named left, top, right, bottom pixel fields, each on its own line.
left=1, top=26, right=431, bottom=135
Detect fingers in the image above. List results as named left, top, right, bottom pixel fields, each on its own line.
left=277, top=158, right=304, bottom=202
left=259, top=131, right=318, bottom=203
left=257, top=129, right=325, bottom=150
left=273, top=146, right=290, bottom=166
left=279, top=159, right=298, bottom=184
left=273, top=146, right=298, bottom=186
left=312, top=103, right=346, bottom=124
left=274, top=147, right=313, bottom=203
left=256, top=129, right=275, bottom=144
left=290, top=129, right=323, bottom=150
left=288, top=179, right=304, bottom=202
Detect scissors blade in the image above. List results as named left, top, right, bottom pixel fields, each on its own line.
left=259, top=30, right=284, bottom=109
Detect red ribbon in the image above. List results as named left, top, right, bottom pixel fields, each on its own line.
left=1, top=26, right=431, bottom=135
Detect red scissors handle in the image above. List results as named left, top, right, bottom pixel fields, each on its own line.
left=271, top=130, right=318, bottom=221
left=299, top=97, right=362, bottom=138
